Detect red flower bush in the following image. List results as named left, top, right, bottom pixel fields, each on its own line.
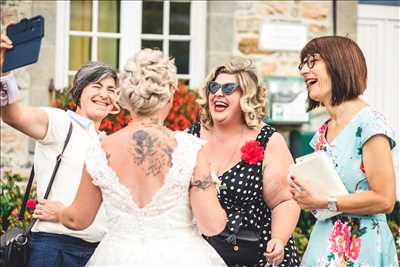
left=241, top=140, right=265, bottom=165
left=99, top=108, right=132, bottom=135
left=51, top=81, right=200, bottom=134
left=164, top=81, right=200, bottom=131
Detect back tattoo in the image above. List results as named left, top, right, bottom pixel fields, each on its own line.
left=130, top=129, right=173, bottom=176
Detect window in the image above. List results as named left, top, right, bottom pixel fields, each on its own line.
left=55, top=1, right=207, bottom=89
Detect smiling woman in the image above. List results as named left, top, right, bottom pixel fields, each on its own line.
left=32, top=49, right=227, bottom=267
left=188, top=57, right=301, bottom=267
left=293, top=36, right=398, bottom=267
left=299, top=36, right=367, bottom=111
left=1, top=31, right=119, bottom=267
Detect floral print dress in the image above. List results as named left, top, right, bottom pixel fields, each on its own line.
left=301, top=107, right=399, bottom=267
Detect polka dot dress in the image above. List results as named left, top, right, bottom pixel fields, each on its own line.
left=188, top=123, right=300, bottom=267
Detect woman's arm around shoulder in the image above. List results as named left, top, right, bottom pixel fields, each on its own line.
left=262, top=132, right=300, bottom=245
left=262, top=132, right=296, bottom=208
left=189, top=145, right=227, bottom=236
left=32, top=166, right=102, bottom=230
left=59, top=166, right=103, bottom=230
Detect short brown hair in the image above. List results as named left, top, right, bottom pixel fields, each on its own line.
left=300, top=36, right=367, bottom=111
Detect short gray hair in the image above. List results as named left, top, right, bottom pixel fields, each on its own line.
left=71, top=62, right=118, bottom=107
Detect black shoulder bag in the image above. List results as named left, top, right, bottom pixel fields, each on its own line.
left=0, top=122, right=73, bottom=267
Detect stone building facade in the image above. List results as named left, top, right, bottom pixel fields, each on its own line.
left=0, top=1, right=358, bottom=177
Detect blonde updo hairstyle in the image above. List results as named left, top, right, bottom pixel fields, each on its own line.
left=119, top=49, right=177, bottom=115
left=197, top=57, right=267, bottom=129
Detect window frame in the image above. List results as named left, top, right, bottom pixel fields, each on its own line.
left=55, top=0, right=207, bottom=90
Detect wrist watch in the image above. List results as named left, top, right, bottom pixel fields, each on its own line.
left=327, top=197, right=338, bottom=212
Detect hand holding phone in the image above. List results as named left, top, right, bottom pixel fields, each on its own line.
left=0, top=34, right=14, bottom=75
left=2, top=15, right=44, bottom=73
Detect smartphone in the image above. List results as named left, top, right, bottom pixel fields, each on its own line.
left=2, top=16, right=45, bottom=73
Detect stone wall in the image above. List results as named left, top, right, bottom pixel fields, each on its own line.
left=235, top=1, right=331, bottom=80
left=207, top=1, right=334, bottom=76
left=206, top=0, right=357, bottom=134
left=0, top=0, right=358, bottom=177
left=1, top=0, right=56, bottom=177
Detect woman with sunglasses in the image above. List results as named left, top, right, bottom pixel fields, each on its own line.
left=188, top=57, right=300, bottom=267
left=291, top=36, right=398, bottom=266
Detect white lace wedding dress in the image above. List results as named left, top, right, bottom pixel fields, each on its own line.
left=84, top=131, right=226, bottom=267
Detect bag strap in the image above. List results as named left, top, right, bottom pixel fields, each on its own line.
left=43, top=122, right=73, bottom=199
left=18, top=166, right=35, bottom=221
left=18, top=122, right=73, bottom=223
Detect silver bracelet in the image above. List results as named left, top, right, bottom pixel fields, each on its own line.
left=0, top=76, right=19, bottom=107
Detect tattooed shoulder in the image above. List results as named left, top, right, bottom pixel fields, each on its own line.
left=130, top=129, right=174, bottom=176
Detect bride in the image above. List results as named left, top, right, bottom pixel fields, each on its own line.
left=33, top=49, right=227, bottom=266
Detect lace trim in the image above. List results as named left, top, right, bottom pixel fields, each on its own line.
left=85, top=131, right=206, bottom=217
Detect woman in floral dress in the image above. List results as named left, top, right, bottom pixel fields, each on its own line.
left=188, top=57, right=300, bottom=266
left=291, top=36, right=398, bottom=266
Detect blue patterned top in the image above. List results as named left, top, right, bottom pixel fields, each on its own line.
left=301, top=107, right=399, bottom=267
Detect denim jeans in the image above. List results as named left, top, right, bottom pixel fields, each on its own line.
left=28, top=232, right=99, bottom=267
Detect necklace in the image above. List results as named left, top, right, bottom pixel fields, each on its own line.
left=210, top=126, right=244, bottom=177
left=131, top=117, right=164, bottom=128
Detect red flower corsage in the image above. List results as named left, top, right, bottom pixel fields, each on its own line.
left=241, top=140, right=264, bottom=165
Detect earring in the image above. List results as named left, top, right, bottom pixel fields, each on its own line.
left=109, top=102, right=121, bottom=115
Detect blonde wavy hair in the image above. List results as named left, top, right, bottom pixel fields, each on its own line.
left=119, top=49, right=177, bottom=115
left=197, top=57, right=267, bottom=129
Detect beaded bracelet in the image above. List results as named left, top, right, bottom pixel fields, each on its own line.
left=0, top=76, right=19, bottom=107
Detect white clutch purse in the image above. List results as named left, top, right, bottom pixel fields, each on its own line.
left=289, top=151, right=349, bottom=220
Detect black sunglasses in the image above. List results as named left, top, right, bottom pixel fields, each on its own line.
left=207, top=81, right=240, bottom=95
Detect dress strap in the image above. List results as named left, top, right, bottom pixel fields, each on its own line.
left=255, top=124, right=276, bottom=149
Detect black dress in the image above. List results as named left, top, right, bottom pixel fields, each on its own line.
left=188, top=123, right=300, bottom=267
